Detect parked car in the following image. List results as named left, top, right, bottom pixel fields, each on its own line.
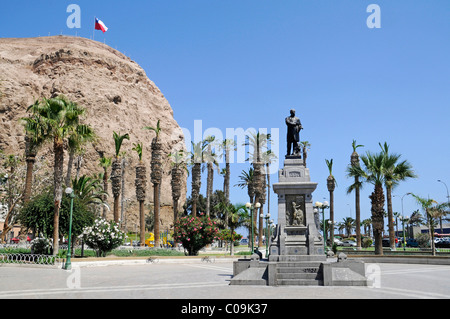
left=341, top=240, right=356, bottom=247
left=406, top=238, right=419, bottom=247
left=436, top=237, right=450, bottom=248
left=10, top=237, right=20, bottom=244
left=333, top=238, right=344, bottom=246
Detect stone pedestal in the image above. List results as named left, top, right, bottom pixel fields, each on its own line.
left=269, top=156, right=325, bottom=261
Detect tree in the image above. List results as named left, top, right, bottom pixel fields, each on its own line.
left=218, top=203, right=249, bottom=256
left=350, top=152, right=387, bottom=255
left=342, top=217, right=355, bottom=237
left=132, top=142, right=147, bottom=246
left=203, top=136, right=219, bottom=217
left=169, top=150, right=189, bottom=226
left=144, top=120, right=162, bottom=247
left=379, top=142, right=416, bottom=250
left=25, top=95, right=92, bottom=255
left=235, top=168, right=255, bottom=240
left=220, top=139, right=237, bottom=203
left=245, top=131, right=270, bottom=247
left=21, top=113, right=46, bottom=204
left=111, top=131, right=130, bottom=223
left=325, top=159, right=336, bottom=245
left=71, top=175, right=107, bottom=209
left=173, top=214, right=220, bottom=256
left=410, top=194, right=449, bottom=256
left=189, top=140, right=208, bottom=217
left=346, top=140, right=364, bottom=249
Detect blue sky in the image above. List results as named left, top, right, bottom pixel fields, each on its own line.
left=1, top=1, right=449, bottom=235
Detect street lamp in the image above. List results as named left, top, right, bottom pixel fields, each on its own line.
left=64, top=187, right=75, bottom=271
left=246, top=202, right=261, bottom=254
left=314, top=201, right=329, bottom=250
left=261, top=212, right=271, bottom=257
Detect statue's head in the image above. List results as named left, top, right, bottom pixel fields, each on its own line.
left=290, top=109, right=296, bottom=116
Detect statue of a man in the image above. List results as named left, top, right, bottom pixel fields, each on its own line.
left=286, top=109, right=303, bottom=156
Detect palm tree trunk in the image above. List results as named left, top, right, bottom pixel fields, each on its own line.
left=224, top=155, right=230, bottom=203
left=53, top=137, right=64, bottom=255
left=355, top=176, right=361, bottom=249
left=154, top=183, right=160, bottom=248
left=206, top=162, right=213, bottom=217
left=24, top=155, right=35, bottom=204
left=370, top=183, right=385, bottom=255
left=139, top=200, right=145, bottom=246
left=111, top=158, right=122, bottom=223
left=329, top=190, right=334, bottom=246
left=386, top=186, right=396, bottom=250
left=65, top=151, right=75, bottom=187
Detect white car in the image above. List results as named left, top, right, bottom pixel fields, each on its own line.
left=342, top=240, right=357, bottom=247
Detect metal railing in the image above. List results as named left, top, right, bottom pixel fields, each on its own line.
left=0, top=253, right=63, bottom=267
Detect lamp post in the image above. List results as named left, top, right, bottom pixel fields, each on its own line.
left=246, top=202, right=261, bottom=254
left=65, top=187, right=75, bottom=271
left=261, top=212, right=271, bottom=257
left=314, top=201, right=329, bottom=250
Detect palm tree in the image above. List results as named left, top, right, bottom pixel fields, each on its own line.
left=25, top=95, right=91, bottom=255
left=235, top=168, right=255, bottom=243
left=98, top=156, right=112, bottom=218
left=71, top=175, right=107, bottom=208
left=220, top=139, right=236, bottom=203
left=133, top=142, right=147, bottom=246
left=342, top=217, right=355, bottom=237
left=362, top=218, right=372, bottom=237
left=21, top=113, right=46, bottom=204
left=346, top=140, right=364, bottom=249
left=144, top=120, right=162, bottom=248
left=204, top=136, right=219, bottom=217
left=225, top=204, right=250, bottom=256
left=245, top=131, right=270, bottom=247
left=325, top=159, right=336, bottom=245
left=169, top=150, right=189, bottom=225
left=410, top=194, right=449, bottom=256
left=349, top=152, right=386, bottom=255
left=379, top=142, right=416, bottom=250
left=189, top=140, right=208, bottom=217
left=111, top=131, right=130, bottom=223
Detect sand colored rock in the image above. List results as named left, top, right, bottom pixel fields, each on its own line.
left=0, top=36, right=186, bottom=232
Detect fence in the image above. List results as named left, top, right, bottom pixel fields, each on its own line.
left=0, top=253, right=63, bottom=267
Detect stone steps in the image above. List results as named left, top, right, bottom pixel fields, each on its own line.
left=275, top=261, right=323, bottom=286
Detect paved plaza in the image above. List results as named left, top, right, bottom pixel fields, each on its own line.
left=0, top=259, right=449, bottom=299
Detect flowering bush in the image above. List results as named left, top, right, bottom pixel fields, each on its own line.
left=79, top=218, right=126, bottom=257
left=173, top=214, right=220, bottom=256
left=30, top=237, right=52, bottom=255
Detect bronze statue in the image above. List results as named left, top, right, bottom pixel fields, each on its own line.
left=286, top=109, right=303, bottom=156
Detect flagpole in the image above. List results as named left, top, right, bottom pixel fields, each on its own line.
left=93, top=17, right=95, bottom=41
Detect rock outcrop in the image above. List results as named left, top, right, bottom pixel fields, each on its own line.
left=0, top=36, right=186, bottom=232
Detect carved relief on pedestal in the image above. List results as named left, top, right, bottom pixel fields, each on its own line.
left=285, top=195, right=306, bottom=226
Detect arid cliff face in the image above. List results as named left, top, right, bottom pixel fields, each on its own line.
left=0, top=36, right=186, bottom=231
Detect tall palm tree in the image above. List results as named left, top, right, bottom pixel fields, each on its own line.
left=349, top=151, right=386, bottom=255
left=346, top=140, right=364, bottom=249
left=111, top=131, right=130, bottom=223
left=189, top=140, right=207, bottom=217
left=379, top=142, right=416, bottom=250
left=133, top=142, right=147, bottom=246
left=204, top=136, right=219, bottom=217
left=220, top=139, right=236, bottom=203
left=25, top=95, right=91, bottom=255
left=145, top=120, right=162, bottom=248
left=21, top=113, right=46, bottom=204
left=261, top=150, right=277, bottom=226
left=325, top=159, right=336, bottom=245
left=245, top=131, right=270, bottom=248
left=169, top=150, right=189, bottom=225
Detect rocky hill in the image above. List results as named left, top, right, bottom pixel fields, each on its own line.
left=0, top=36, right=187, bottom=232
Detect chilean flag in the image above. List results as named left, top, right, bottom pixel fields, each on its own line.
left=95, top=18, right=108, bottom=33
